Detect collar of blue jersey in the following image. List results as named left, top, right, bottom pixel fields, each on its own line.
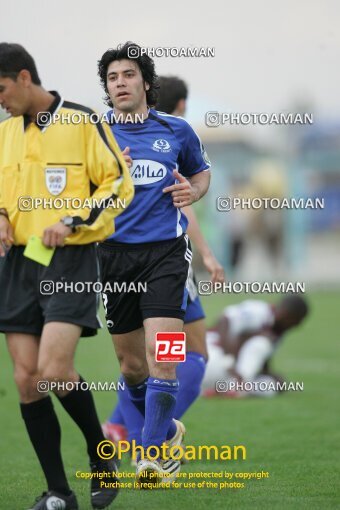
left=23, top=91, right=62, bottom=131
left=109, top=106, right=151, bottom=125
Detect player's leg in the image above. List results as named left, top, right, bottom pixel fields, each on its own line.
left=136, top=235, right=190, bottom=479
left=102, top=397, right=128, bottom=444
left=201, top=330, right=236, bottom=396
left=38, top=321, right=118, bottom=508
left=110, top=329, right=147, bottom=448
left=1, top=247, right=77, bottom=508
left=143, top=317, right=181, bottom=440
left=6, top=333, right=73, bottom=499
left=137, top=317, right=184, bottom=482
left=38, top=322, right=102, bottom=460
left=173, top=265, right=208, bottom=418
left=98, top=242, right=149, bottom=454
left=38, top=244, right=117, bottom=509
left=175, top=318, right=207, bottom=418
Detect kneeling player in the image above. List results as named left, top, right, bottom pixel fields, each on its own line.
left=202, top=295, right=309, bottom=397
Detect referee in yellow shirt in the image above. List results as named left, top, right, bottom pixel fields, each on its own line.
left=0, top=43, right=134, bottom=510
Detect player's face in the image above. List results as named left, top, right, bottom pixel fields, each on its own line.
left=106, top=59, right=149, bottom=112
left=0, top=74, right=29, bottom=116
left=277, top=313, right=303, bottom=332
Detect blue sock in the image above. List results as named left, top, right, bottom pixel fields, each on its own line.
left=143, top=377, right=179, bottom=453
left=108, top=401, right=125, bottom=426
left=125, top=377, right=148, bottom=418
left=118, top=379, right=143, bottom=446
left=175, top=351, right=207, bottom=419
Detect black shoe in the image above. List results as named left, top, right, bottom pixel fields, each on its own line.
left=90, top=458, right=119, bottom=509
left=28, top=490, right=78, bottom=510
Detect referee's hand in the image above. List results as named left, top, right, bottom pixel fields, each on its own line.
left=43, top=222, right=73, bottom=248
left=0, top=216, right=14, bottom=257
left=163, top=170, right=198, bottom=208
left=122, top=146, right=133, bottom=168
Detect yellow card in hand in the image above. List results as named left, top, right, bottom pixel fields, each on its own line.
left=23, top=236, right=55, bottom=266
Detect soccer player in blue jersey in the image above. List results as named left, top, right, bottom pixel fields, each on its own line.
left=102, top=76, right=225, bottom=452
left=97, top=43, right=211, bottom=483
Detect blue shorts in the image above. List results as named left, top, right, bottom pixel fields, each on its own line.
left=184, top=266, right=205, bottom=324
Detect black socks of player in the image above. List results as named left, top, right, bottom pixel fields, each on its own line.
left=20, top=397, right=71, bottom=496
left=56, top=376, right=105, bottom=462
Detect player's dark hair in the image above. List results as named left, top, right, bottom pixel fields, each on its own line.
left=0, top=43, right=41, bottom=85
left=156, top=76, right=188, bottom=114
left=280, top=295, right=309, bottom=321
left=98, top=42, right=159, bottom=107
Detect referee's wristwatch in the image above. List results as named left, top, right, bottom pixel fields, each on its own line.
left=61, top=216, right=78, bottom=233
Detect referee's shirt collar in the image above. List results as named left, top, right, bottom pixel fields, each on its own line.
left=23, top=91, right=63, bottom=131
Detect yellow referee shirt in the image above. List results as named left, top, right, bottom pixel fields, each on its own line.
left=0, top=91, right=134, bottom=245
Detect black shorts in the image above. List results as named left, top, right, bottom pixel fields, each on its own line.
left=98, top=234, right=192, bottom=334
left=0, top=244, right=101, bottom=337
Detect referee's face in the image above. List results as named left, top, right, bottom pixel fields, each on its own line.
left=0, top=75, right=29, bottom=116
left=106, top=59, right=149, bottom=113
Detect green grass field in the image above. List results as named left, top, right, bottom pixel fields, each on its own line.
left=0, top=292, right=339, bottom=510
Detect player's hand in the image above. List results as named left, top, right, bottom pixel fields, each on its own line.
left=163, top=170, right=199, bottom=208
left=122, top=146, right=133, bottom=168
left=202, top=253, right=225, bottom=284
left=43, top=222, right=73, bottom=248
left=0, top=215, right=14, bottom=257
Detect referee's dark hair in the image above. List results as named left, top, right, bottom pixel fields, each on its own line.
left=98, top=42, right=159, bottom=107
left=156, top=76, right=188, bottom=114
left=0, top=43, right=41, bottom=85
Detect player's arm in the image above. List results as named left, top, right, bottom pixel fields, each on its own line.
left=215, top=315, right=234, bottom=355
left=43, top=121, right=134, bottom=247
left=163, top=120, right=211, bottom=207
left=184, top=205, right=225, bottom=283
left=82, top=122, right=134, bottom=221
left=0, top=208, right=14, bottom=256
left=234, top=335, right=274, bottom=381
left=163, top=169, right=210, bottom=207
left=0, top=160, right=14, bottom=255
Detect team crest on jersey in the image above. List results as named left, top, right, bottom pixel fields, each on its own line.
left=45, top=168, right=66, bottom=195
left=152, top=138, right=171, bottom=152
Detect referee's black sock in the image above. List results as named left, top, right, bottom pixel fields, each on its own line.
left=57, top=376, right=104, bottom=462
left=20, top=397, right=71, bottom=495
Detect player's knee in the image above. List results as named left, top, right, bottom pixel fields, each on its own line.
left=13, top=366, right=39, bottom=400
left=149, top=361, right=177, bottom=379
left=121, top=365, right=148, bottom=385
left=119, top=355, right=148, bottom=383
left=40, top=363, right=71, bottom=384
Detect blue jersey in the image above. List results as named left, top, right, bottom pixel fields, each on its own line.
left=108, top=109, right=211, bottom=243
